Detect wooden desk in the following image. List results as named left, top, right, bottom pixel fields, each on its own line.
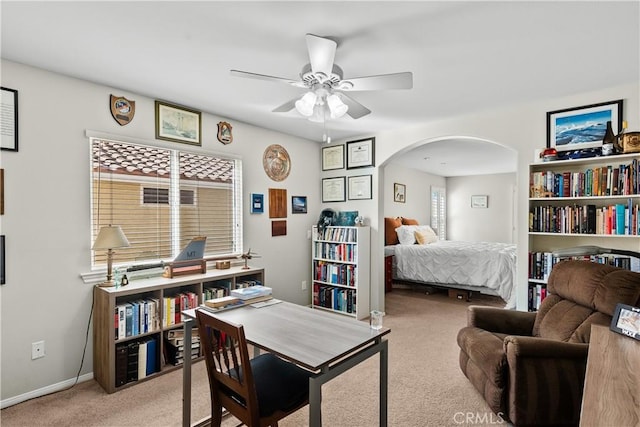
left=182, top=301, right=390, bottom=427
left=580, top=324, right=640, bottom=426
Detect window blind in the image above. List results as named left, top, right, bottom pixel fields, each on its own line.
left=90, top=138, right=242, bottom=268
left=431, top=186, right=446, bottom=240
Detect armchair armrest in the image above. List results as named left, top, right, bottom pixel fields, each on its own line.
left=503, top=335, right=589, bottom=426
left=467, top=306, right=536, bottom=335
left=504, top=335, right=589, bottom=359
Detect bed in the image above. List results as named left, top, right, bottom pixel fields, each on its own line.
left=385, top=217, right=516, bottom=308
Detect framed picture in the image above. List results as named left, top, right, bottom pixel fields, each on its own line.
left=1, top=87, right=18, bottom=152
left=546, top=99, right=623, bottom=153
left=610, top=303, right=640, bottom=341
left=394, top=183, right=406, bottom=203
left=155, top=100, right=202, bottom=146
left=322, top=144, right=345, bottom=171
left=322, top=177, right=346, bottom=202
left=250, top=193, right=264, bottom=214
left=346, top=137, right=375, bottom=169
left=268, top=188, right=287, bottom=218
left=292, top=196, right=307, bottom=214
left=0, top=169, right=4, bottom=215
left=348, top=175, right=372, bottom=200
left=0, top=235, right=5, bottom=285
left=471, top=195, right=488, bottom=208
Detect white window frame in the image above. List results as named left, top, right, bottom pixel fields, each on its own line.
left=431, top=186, right=446, bottom=240
left=89, top=136, right=242, bottom=271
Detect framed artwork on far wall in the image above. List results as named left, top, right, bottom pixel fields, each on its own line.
left=348, top=175, right=372, bottom=200
left=394, top=183, right=406, bottom=203
left=1, top=87, right=18, bottom=152
left=292, top=196, right=307, bottom=214
left=346, top=137, right=375, bottom=169
left=250, top=193, right=264, bottom=214
left=322, top=177, right=346, bottom=202
left=322, top=144, right=345, bottom=171
left=155, top=100, right=202, bottom=146
left=546, top=99, right=623, bottom=153
left=471, top=195, right=488, bottom=208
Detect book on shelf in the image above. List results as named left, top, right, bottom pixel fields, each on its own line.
left=126, top=341, right=139, bottom=383
left=115, top=344, right=128, bottom=387
left=138, top=341, right=147, bottom=380
left=204, top=295, right=240, bottom=308
left=164, top=338, right=201, bottom=366
left=115, top=298, right=160, bottom=340
left=230, top=285, right=272, bottom=300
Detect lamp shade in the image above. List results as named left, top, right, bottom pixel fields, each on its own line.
left=326, top=94, right=348, bottom=118
left=93, top=225, right=130, bottom=250
left=294, top=92, right=317, bottom=117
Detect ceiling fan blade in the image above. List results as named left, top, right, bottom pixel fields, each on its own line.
left=272, top=98, right=298, bottom=113
left=337, top=93, right=371, bottom=119
left=338, top=72, right=413, bottom=91
left=306, top=34, right=336, bottom=77
left=230, top=70, right=303, bottom=87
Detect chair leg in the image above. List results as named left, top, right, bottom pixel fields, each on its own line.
left=211, top=403, right=223, bottom=427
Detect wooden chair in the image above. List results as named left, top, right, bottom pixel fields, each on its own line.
left=195, top=309, right=313, bottom=427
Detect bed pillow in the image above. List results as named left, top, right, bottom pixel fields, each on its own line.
left=396, top=225, right=437, bottom=245
left=415, top=229, right=438, bottom=245
left=401, top=217, right=419, bottom=225
left=384, top=217, right=402, bottom=245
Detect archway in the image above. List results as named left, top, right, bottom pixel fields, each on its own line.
left=376, top=135, right=519, bottom=310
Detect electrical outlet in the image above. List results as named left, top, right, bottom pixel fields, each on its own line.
left=32, top=341, right=45, bottom=360
left=301, top=280, right=307, bottom=290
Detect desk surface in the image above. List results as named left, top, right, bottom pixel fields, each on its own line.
left=189, top=301, right=390, bottom=371
left=580, top=324, right=640, bottom=427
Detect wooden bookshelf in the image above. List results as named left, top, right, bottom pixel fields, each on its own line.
left=311, top=226, right=370, bottom=320
left=528, top=153, right=640, bottom=310
left=93, top=266, right=264, bottom=393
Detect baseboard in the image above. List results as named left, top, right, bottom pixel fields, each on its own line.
left=1, top=372, right=94, bottom=409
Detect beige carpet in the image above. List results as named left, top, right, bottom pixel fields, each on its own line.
left=1, top=289, right=502, bottom=427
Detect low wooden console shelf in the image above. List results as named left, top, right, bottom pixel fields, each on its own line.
left=93, top=266, right=264, bottom=393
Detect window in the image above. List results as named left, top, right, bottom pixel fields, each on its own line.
left=431, top=186, right=446, bottom=240
left=91, top=138, right=242, bottom=268
left=142, top=188, right=195, bottom=205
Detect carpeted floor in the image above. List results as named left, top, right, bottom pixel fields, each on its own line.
left=1, top=288, right=503, bottom=427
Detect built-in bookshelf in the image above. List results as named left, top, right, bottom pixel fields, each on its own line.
left=311, top=225, right=370, bottom=320
left=528, top=153, right=640, bottom=310
left=93, top=266, right=264, bottom=393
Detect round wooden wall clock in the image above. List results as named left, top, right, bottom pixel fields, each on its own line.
left=262, top=144, right=291, bottom=181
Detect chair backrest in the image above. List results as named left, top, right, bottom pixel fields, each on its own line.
left=533, top=260, right=640, bottom=343
left=196, top=309, right=261, bottom=425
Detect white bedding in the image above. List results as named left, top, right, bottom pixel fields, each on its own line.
left=393, top=240, right=516, bottom=308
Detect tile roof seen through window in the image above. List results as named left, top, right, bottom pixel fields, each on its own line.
left=93, top=140, right=233, bottom=183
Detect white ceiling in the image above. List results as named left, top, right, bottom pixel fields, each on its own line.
left=2, top=1, right=638, bottom=176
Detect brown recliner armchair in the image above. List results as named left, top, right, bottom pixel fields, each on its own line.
left=457, top=260, right=640, bottom=426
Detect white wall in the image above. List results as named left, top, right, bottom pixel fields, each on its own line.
left=447, top=173, right=516, bottom=243
left=0, top=60, right=320, bottom=403
left=382, top=162, right=446, bottom=225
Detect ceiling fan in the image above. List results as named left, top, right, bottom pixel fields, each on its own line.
left=230, top=34, right=413, bottom=120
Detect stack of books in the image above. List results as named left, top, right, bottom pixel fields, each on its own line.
left=163, top=328, right=200, bottom=366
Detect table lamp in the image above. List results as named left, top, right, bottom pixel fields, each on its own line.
left=553, top=245, right=640, bottom=259
left=93, top=225, right=130, bottom=287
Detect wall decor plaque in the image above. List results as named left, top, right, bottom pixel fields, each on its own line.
left=110, top=95, right=135, bottom=126
left=263, top=144, right=291, bottom=181
left=217, top=121, right=233, bottom=144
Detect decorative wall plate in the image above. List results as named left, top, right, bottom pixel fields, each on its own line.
left=262, top=144, right=291, bottom=181
left=110, top=95, right=135, bottom=126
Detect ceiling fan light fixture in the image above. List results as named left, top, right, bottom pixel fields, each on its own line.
left=326, top=94, right=348, bottom=119
left=294, top=91, right=317, bottom=117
